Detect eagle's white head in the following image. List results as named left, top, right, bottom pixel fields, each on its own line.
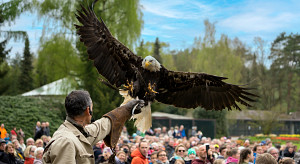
left=142, top=56, right=161, bottom=72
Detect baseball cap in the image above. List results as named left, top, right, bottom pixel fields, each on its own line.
left=0, top=139, right=6, bottom=144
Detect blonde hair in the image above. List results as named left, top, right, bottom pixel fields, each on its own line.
left=279, top=157, right=295, bottom=164
left=175, top=144, right=186, bottom=153
left=174, top=159, right=185, bottom=164
left=24, top=145, right=32, bottom=158
left=214, top=159, right=225, bottom=164
left=256, top=153, right=277, bottom=164
left=5, top=143, right=17, bottom=156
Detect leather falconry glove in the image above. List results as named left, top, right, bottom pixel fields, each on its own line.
left=103, top=99, right=144, bottom=148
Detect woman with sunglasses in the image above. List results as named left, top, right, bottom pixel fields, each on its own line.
left=155, top=150, right=169, bottom=164
left=169, top=144, right=187, bottom=164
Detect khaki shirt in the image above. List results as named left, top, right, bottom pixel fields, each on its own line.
left=43, top=117, right=111, bottom=164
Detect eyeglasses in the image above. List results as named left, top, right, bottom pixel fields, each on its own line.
left=159, top=154, right=167, bottom=157
left=178, top=150, right=185, bottom=152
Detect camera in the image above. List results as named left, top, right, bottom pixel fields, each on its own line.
left=205, top=144, right=210, bottom=152
left=123, top=148, right=128, bottom=154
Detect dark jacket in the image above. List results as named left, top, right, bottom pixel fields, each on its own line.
left=165, top=145, right=175, bottom=159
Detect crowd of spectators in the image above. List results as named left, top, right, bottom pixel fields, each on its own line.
left=0, top=122, right=299, bottom=164
left=0, top=122, right=50, bottom=164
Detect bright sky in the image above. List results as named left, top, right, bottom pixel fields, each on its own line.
left=1, top=0, right=300, bottom=59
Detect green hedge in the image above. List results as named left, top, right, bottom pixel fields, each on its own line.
left=0, top=96, right=65, bottom=139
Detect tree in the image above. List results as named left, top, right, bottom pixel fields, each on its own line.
left=0, top=39, right=11, bottom=78
left=0, top=0, right=31, bottom=41
left=269, top=33, right=300, bottom=113
left=18, top=37, right=33, bottom=93
left=35, top=34, right=79, bottom=86
left=153, top=37, right=162, bottom=63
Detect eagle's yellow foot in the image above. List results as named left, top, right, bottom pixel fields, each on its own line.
left=124, top=80, right=134, bottom=93
left=145, top=83, right=158, bottom=96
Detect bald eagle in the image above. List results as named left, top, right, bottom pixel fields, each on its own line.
left=75, top=2, right=257, bottom=132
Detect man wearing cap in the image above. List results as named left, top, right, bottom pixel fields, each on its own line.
left=0, top=139, right=8, bottom=164
left=42, top=90, right=144, bottom=164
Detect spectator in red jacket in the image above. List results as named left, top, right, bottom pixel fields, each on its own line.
left=131, top=139, right=149, bottom=164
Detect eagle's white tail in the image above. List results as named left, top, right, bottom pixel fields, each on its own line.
left=119, top=90, right=152, bottom=133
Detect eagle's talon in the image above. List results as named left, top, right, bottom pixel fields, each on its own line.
left=147, top=83, right=158, bottom=94
left=124, top=80, right=134, bottom=93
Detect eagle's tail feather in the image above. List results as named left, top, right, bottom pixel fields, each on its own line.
left=119, top=90, right=152, bottom=133
left=132, top=104, right=152, bottom=133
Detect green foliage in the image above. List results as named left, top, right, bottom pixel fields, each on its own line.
left=0, top=0, right=30, bottom=41
left=0, top=39, right=11, bottom=78
left=153, top=37, right=162, bottom=63
left=0, top=96, right=65, bottom=139
left=269, top=33, right=300, bottom=113
left=19, top=37, right=34, bottom=93
left=0, top=54, right=21, bottom=95
left=35, top=34, right=80, bottom=86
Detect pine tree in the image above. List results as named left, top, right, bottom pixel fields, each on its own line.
left=153, top=37, right=162, bottom=63
left=0, top=39, right=11, bottom=78
left=19, top=37, right=33, bottom=93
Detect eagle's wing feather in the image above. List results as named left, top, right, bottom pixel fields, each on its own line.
left=75, top=5, right=143, bottom=87
left=156, top=69, right=257, bottom=110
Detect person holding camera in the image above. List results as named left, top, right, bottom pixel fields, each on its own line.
left=192, top=145, right=214, bottom=164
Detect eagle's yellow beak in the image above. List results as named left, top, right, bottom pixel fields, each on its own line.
left=145, top=61, right=151, bottom=68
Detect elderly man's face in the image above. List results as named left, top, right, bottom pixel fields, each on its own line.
left=198, top=145, right=208, bottom=159
left=270, top=149, right=279, bottom=159
left=27, top=139, right=34, bottom=146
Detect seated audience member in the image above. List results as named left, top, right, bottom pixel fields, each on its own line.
left=217, top=146, right=227, bottom=159
left=35, top=139, right=43, bottom=148
left=131, top=139, right=149, bottom=164
left=19, top=137, right=26, bottom=152
left=93, top=141, right=103, bottom=162
left=267, top=147, right=281, bottom=162
left=279, top=157, right=295, bottom=164
left=214, top=159, right=225, bottom=164
left=255, top=153, right=277, bottom=164
left=24, top=145, right=36, bottom=164
left=239, top=148, right=253, bottom=164
left=226, top=148, right=240, bottom=164
left=4, top=143, right=23, bottom=164
left=283, top=146, right=295, bottom=158
left=12, top=139, right=24, bottom=160
left=169, top=144, right=186, bottom=163
left=150, top=151, right=158, bottom=164
left=185, top=148, right=196, bottom=164
left=0, top=139, right=8, bottom=163
left=115, top=150, right=128, bottom=164
left=192, top=145, right=214, bottom=164
left=96, top=147, right=112, bottom=163
left=174, top=159, right=185, bottom=164
left=156, top=150, right=169, bottom=164
left=33, top=147, right=44, bottom=164
left=26, top=138, right=35, bottom=146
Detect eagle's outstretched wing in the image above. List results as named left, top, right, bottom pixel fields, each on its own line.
left=75, top=5, right=143, bottom=87
left=156, top=69, right=257, bottom=110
